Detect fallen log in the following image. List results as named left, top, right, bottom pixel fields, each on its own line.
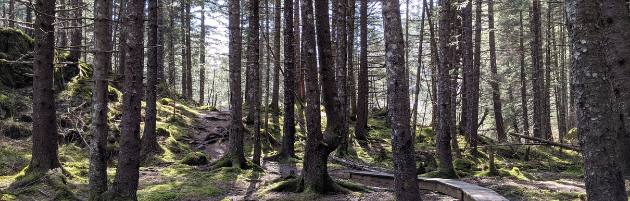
left=508, top=132, right=581, bottom=152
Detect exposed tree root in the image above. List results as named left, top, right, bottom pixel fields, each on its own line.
left=268, top=175, right=371, bottom=195
left=206, top=154, right=264, bottom=172
left=7, top=168, right=81, bottom=201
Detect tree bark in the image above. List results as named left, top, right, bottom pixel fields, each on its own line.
left=355, top=0, right=369, bottom=144
left=227, top=0, right=246, bottom=168
left=157, top=0, right=165, bottom=83
left=142, top=0, right=161, bottom=153
left=185, top=1, right=192, bottom=98
left=247, top=0, right=262, bottom=166
left=543, top=4, right=552, bottom=140
left=383, top=0, right=421, bottom=199
left=458, top=0, right=472, bottom=145
left=270, top=0, right=281, bottom=115
left=412, top=0, right=427, bottom=138
left=70, top=0, right=82, bottom=63
left=437, top=0, right=456, bottom=177
left=108, top=0, right=144, bottom=197
left=565, top=0, right=627, bottom=199
left=200, top=3, right=206, bottom=105
left=297, top=0, right=345, bottom=193
left=600, top=0, right=630, bottom=175
left=488, top=0, right=506, bottom=142
left=531, top=0, right=544, bottom=139
left=88, top=0, right=111, bottom=197
left=279, top=0, right=296, bottom=159
left=28, top=0, right=61, bottom=174
left=348, top=0, right=357, bottom=118
left=168, top=0, right=175, bottom=90
left=334, top=0, right=349, bottom=157
left=180, top=3, right=187, bottom=96
left=519, top=10, right=530, bottom=139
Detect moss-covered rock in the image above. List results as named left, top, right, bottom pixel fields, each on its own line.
left=1, top=121, right=32, bottom=139
left=180, top=152, right=209, bottom=166
left=156, top=127, right=171, bottom=137
left=453, top=158, right=475, bottom=172
left=0, top=28, right=34, bottom=89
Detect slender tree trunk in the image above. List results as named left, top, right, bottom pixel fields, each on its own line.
left=334, top=0, right=350, bottom=157
left=348, top=0, right=357, bottom=118
left=450, top=0, right=460, bottom=158
left=70, top=0, right=83, bottom=63
left=543, top=4, right=552, bottom=140
left=142, top=0, right=161, bottom=153
left=437, top=0, right=456, bottom=177
left=531, top=0, right=544, bottom=139
left=519, top=10, right=530, bottom=139
left=107, top=0, right=144, bottom=197
left=559, top=17, right=567, bottom=143
left=199, top=4, right=206, bottom=105
left=168, top=0, right=175, bottom=90
left=248, top=0, right=262, bottom=166
left=27, top=0, right=61, bottom=174
left=8, top=0, right=14, bottom=27
left=279, top=0, right=296, bottom=159
left=355, top=0, right=369, bottom=144
left=601, top=0, right=630, bottom=175
left=488, top=0, right=506, bottom=142
left=466, top=0, right=481, bottom=152
left=428, top=0, right=439, bottom=131
left=181, top=3, right=187, bottom=96
left=270, top=0, right=281, bottom=115
left=89, top=0, right=111, bottom=197
left=412, top=1, right=427, bottom=138
left=185, top=1, right=192, bottom=99
left=383, top=0, right=421, bottom=198
left=565, top=0, right=627, bottom=199
left=458, top=0, right=472, bottom=146
left=26, top=0, right=33, bottom=36
left=157, top=0, right=165, bottom=84
left=227, top=0, right=246, bottom=168
left=117, top=0, right=127, bottom=76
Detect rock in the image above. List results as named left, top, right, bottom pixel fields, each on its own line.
left=180, top=152, right=209, bottom=166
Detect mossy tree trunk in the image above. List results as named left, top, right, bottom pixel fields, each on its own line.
left=88, top=0, right=111, bottom=197
left=28, top=0, right=62, bottom=175
left=106, top=0, right=144, bottom=197
left=436, top=0, right=456, bottom=178
left=355, top=0, right=369, bottom=145
left=382, top=0, right=421, bottom=199
left=334, top=0, right=349, bottom=157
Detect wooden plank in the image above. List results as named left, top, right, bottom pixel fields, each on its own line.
left=349, top=171, right=508, bottom=201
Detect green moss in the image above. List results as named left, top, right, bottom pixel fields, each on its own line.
left=156, top=127, right=171, bottom=137
left=562, top=165, right=584, bottom=178
left=1, top=121, right=32, bottom=139
left=159, top=98, right=172, bottom=105
left=335, top=180, right=372, bottom=192
left=180, top=152, right=209, bottom=166
left=0, top=28, right=34, bottom=88
left=422, top=167, right=459, bottom=179
left=453, top=158, right=474, bottom=172
left=108, top=85, right=122, bottom=102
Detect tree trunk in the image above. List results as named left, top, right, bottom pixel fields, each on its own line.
left=450, top=0, right=460, bottom=158
left=8, top=0, right=14, bottom=27
left=270, top=0, right=281, bottom=115
left=227, top=0, right=246, bottom=168
left=28, top=0, right=61, bottom=174
left=466, top=0, right=481, bottom=152
left=199, top=3, right=206, bottom=105
left=565, top=0, right=627, bottom=199
left=142, top=0, right=161, bottom=153
left=294, top=0, right=304, bottom=101
left=297, top=0, right=345, bottom=193
left=247, top=0, right=261, bottom=166
left=427, top=0, right=438, bottom=131
left=108, top=0, right=144, bottom=197
left=180, top=3, right=187, bottom=96
left=558, top=17, right=567, bottom=143
left=519, top=10, right=530, bottom=139
left=543, top=4, right=552, bottom=140
left=348, top=0, right=357, bottom=118
left=168, top=0, right=175, bottom=90
left=412, top=0, right=427, bottom=138
left=157, top=0, right=165, bottom=84
left=531, top=0, right=543, bottom=139
left=117, top=0, right=127, bottom=76
left=355, top=0, right=369, bottom=144
left=488, top=0, right=506, bottom=142
left=89, top=0, right=111, bottom=197
left=601, top=0, right=630, bottom=176
left=437, top=0, right=456, bottom=177
left=279, top=0, right=296, bottom=159
left=383, top=0, right=421, bottom=198
left=25, top=0, right=33, bottom=36
left=185, top=1, right=192, bottom=99
left=458, top=0, right=472, bottom=146
left=334, top=0, right=349, bottom=157
left=70, top=0, right=82, bottom=63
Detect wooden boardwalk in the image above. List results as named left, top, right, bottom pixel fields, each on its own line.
left=347, top=171, right=508, bottom=201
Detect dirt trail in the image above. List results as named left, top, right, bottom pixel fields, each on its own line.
left=185, top=110, right=454, bottom=200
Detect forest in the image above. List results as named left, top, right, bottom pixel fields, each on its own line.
left=1, top=0, right=630, bottom=200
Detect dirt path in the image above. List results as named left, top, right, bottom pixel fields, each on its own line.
left=185, top=110, right=455, bottom=200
